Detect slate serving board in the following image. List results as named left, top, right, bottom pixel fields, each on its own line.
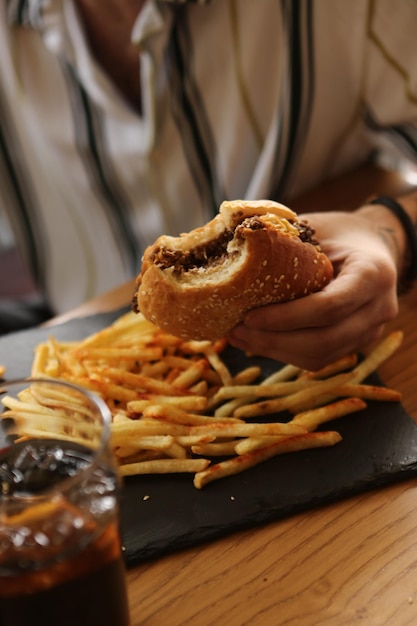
left=1, top=309, right=417, bottom=568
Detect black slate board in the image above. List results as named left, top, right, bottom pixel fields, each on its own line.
left=1, top=309, right=417, bottom=568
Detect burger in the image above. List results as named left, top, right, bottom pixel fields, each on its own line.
left=133, top=199, right=333, bottom=340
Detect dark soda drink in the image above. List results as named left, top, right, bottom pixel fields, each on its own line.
left=0, top=521, right=130, bottom=626
left=0, top=439, right=130, bottom=626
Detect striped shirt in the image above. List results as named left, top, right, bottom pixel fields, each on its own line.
left=1, top=0, right=417, bottom=314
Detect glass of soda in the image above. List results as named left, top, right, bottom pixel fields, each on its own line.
left=0, top=378, right=130, bottom=626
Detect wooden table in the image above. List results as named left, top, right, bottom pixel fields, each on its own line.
left=48, top=162, right=417, bottom=625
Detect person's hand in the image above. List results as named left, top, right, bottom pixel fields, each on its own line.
left=227, top=210, right=400, bottom=370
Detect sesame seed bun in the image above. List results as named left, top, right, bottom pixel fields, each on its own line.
left=133, top=200, right=333, bottom=340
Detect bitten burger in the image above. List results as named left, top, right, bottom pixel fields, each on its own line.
left=133, top=199, right=333, bottom=341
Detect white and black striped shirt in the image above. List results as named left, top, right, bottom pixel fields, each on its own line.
left=1, top=0, right=417, bottom=313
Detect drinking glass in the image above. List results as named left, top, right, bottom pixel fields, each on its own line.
left=0, top=378, right=130, bottom=626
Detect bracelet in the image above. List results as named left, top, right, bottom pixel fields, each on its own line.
left=370, top=195, right=417, bottom=293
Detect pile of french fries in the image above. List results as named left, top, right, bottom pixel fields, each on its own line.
left=0, top=311, right=403, bottom=488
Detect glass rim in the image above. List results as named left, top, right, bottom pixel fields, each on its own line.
left=0, top=377, right=114, bottom=505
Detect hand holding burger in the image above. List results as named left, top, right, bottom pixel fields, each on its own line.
left=133, top=199, right=333, bottom=341
left=229, top=206, right=402, bottom=370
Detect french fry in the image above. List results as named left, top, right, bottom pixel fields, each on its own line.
left=120, top=458, right=210, bottom=476
left=31, top=343, right=55, bottom=377
left=332, top=384, right=401, bottom=402
left=231, top=366, right=262, bottom=385
left=170, top=359, right=211, bottom=389
left=115, top=449, right=164, bottom=464
left=188, top=420, right=306, bottom=439
left=141, top=404, right=305, bottom=436
left=234, top=372, right=354, bottom=418
left=142, top=403, right=242, bottom=426
left=351, top=331, right=403, bottom=383
left=86, top=378, right=142, bottom=404
left=189, top=380, right=209, bottom=396
left=297, top=353, right=358, bottom=380
left=205, top=349, right=233, bottom=385
left=2, top=417, right=100, bottom=448
left=180, top=339, right=214, bottom=354
left=73, top=346, right=164, bottom=363
left=110, top=420, right=191, bottom=441
left=115, top=435, right=176, bottom=457
left=233, top=436, right=290, bottom=455
left=212, top=378, right=317, bottom=402
left=176, top=435, right=216, bottom=447
left=291, top=397, right=367, bottom=431
left=127, top=394, right=208, bottom=414
left=191, top=441, right=238, bottom=456
left=194, top=431, right=342, bottom=488
left=213, top=397, right=248, bottom=418
left=266, top=363, right=303, bottom=382
left=92, top=367, right=190, bottom=396
left=140, top=360, right=171, bottom=379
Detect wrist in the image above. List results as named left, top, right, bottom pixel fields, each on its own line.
left=358, top=195, right=417, bottom=293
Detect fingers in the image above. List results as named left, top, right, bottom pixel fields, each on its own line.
left=228, top=283, right=398, bottom=371
left=242, top=283, right=353, bottom=333
left=242, top=244, right=398, bottom=334
left=228, top=308, right=387, bottom=371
